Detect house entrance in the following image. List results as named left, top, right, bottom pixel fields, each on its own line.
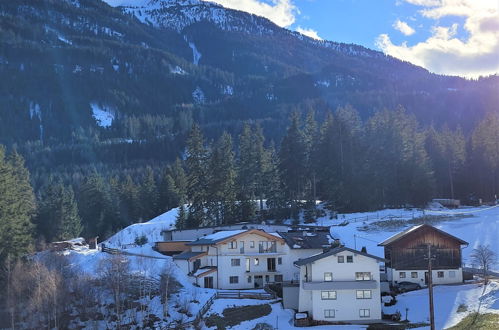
left=254, top=275, right=263, bottom=288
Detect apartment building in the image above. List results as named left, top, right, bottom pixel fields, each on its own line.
left=293, top=246, right=385, bottom=322
left=172, top=229, right=333, bottom=289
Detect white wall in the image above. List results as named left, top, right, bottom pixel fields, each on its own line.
left=298, top=251, right=382, bottom=322
left=389, top=268, right=463, bottom=286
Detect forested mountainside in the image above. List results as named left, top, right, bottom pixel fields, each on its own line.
left=1, top=0, right=499, bottom=241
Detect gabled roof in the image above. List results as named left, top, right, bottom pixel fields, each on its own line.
left=278, top=231, right=331, bottom=249
left=294, top=246, right=386, bottom=266
left=378, top=224, right=468, bottom=246
left=186, top=229, right=285, bottom=246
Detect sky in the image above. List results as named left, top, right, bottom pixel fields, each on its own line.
left=200, top=0, right=499, bottom=79
left=106, top=0, right=499, bottom=79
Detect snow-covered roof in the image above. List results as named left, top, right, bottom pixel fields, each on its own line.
left=186, top=229, right=284, bottom=246
left=378, top=224, right=468, bottom=246
left=294, top=246, right=386, bottom=266
left=279, top=231, right=331, bottom=249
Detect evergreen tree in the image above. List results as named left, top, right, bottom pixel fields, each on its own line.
left=0, top=147, right=35, bottom=263
left=78, top=172, right=112, bottom=238
left=185, top=124, right=208, bottom=228
left=140, top=167, right=159, bottom=221
left=36, top=181, right=82, bottom=242
left=206, top=132, right=237, bottom=225
left=119, top=175, right=140, bottom=225
left=175, top=199, right=188, bottom=230
left=279, top=113, right=307, bottom=212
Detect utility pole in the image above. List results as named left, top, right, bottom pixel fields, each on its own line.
left=425, top=244, right=436, bottom=330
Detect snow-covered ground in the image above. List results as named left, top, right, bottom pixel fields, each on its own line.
left=324, top=205, right=499, bottom=272
left=203, top=299, right=368, bottom=330
left=90, top=102, right=115, bottom=128
left=384, top=281, right=499, bottom=329
left=60, top=203, right=498, bottom=328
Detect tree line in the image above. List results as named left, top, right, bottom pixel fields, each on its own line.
left=2, top=105, right=499, bottom=262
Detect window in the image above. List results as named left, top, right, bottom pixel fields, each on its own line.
left=359, top=309, right=370, bottom=318
left=321, top=291, right=337, bottom=300
left=247, top=276, right=252, bottom=283
left=254, top=258, right=260, bottom=266
left=277, top=257, right=282, bottom=265
left=346, top=255, right=353, bottom=263
left=231, top=258, right=240, bottom=267
left=399, top=272, right=406, bottom=278
left=259, top=241, right=276, bottom=253
left=437, top=271, right=444, bottom=278
left=250, top=241, right=255, bottom=248
left=449, top=271, right=456, bottom=278
left=265, top=275, right=270, bottom=283
left=274, top=275, right=283, bottom=282
left=324, top=309, right=335, bottom=318
left=356, top=272, right=371, bottom=281
left=411, top=272, right=418, bottom=278
left=324, top=272, right=333, bottom=281
left=356, top=290, right=372, bottom=299
left=228, top=241, right=237, bottom=249
left=229, top=276, right=239, bottom=284
left=246, top=258, right=250, bottom=272
left=337, top=256, right=344, bottom=263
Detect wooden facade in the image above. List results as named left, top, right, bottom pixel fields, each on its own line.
left=155, top=241, right=191, bottom=256
left=380, top=225, right=468, bottom=270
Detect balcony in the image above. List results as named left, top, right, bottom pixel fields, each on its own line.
left=302, top=280, right=378, bottom=290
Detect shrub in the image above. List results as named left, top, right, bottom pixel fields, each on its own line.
left=134, top=235, right=148, bottom=246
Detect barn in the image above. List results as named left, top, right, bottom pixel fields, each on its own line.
left=378, top=224, right=468, bottom=286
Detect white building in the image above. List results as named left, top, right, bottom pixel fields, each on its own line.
left=173, top=229, right=333, bottom=289
left=293, top=246, right=385, bottom=323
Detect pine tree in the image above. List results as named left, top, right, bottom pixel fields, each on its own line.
left=185, top=124, right=208, bottom=228
left=279, top=112, right=307, bottom=211
left=78, top=171, right=112, bottom=238
left=59, top=185, right=82, bottom=240
left=206, top=132, right=237, bottom=225
left=0, top=147, right=35, bottom=263
left=36, top=181, right=82, bottom=242
left=140, top=167, right=159, bottom=221
left=119, top=175, right=140, bottom=225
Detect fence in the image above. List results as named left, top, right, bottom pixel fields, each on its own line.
left=216, top=290, right=276, bottom=300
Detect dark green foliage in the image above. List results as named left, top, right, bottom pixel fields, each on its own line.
left=134, top=235, right=148, bottom=246
left=0, top=148, right=35, bottom=263
left=185, top=124, right=208, bottom=228
left=36, top=181, right=82, bottom=242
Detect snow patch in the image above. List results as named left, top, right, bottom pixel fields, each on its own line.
left=192, top=86, right=205, bottom=104
left=90, top=103, right=115, bottom=128
left=184, top=36, right=202, bottom=65
left=315, top=80, right=331, bottom=88
left=221, top=85, right=234, bottom=95
left=170, top=65, right=187, bottom=75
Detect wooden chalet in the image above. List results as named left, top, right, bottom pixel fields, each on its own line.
left=378, top=224, right=468, bottom=285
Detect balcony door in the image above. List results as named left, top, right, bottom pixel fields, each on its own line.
left=246, top=258, right=251, bottom=272
left=267, top=258, right=276, bottom=271
left=204, top=276, right=213, bottom=289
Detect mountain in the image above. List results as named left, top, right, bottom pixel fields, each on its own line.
left=0, top=0, right=497, bottom=184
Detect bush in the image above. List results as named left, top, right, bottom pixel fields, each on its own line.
left=134, top=235, right=148, bottom=246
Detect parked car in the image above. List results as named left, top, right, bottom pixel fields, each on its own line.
left=396, top=281, right=421, bottom=293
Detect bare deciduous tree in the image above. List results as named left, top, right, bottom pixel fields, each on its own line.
left=98, top=254, right=131, bottom=327
left=470, top=244, right=497, bottom=284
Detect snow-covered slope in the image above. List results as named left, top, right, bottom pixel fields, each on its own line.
left=105, top=207, right=179, bottom=248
